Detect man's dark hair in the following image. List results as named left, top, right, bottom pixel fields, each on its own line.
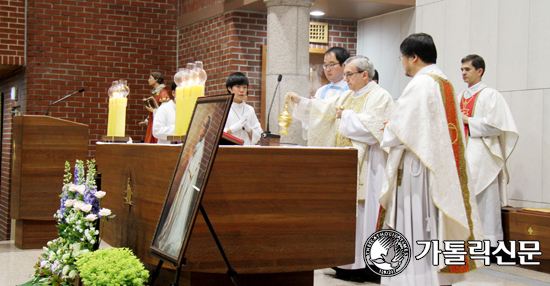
left=400, top=33, right=437, bottom=64
left=325, top=47, right=350, bottom=66
left=169, top=81, right=176, bottom=100
left=150, top=72, right=164, bottom=84
left=373, top=69, right=379, bottom=82
left=461, top=54, right=485, bottom=77
left=226, top=72, right=249, bottom=93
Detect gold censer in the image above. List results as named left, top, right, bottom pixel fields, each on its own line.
left=278, top=96, right=293, bottom=135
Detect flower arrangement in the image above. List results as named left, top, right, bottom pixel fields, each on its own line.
left=75, top=248, right=149, bottom=286
left=19, top=159, right=114, bottom=286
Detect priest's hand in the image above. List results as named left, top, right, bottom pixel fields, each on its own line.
left=462, top=114, right=469, bottom=124
left=335, top=107, right=343, bottom=118
left=286, top=92, right=301, bottom=104
left=138, top=121, right=147, bottom=126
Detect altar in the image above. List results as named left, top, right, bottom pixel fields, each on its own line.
left=95, top=143, right=358, bottom=285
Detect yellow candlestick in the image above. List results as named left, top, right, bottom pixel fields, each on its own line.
left=114, top=97, right=127, bottom=137
left=174, top=87, right=185, bottom=136
left=107, top=98, right=116, bottom=136
left=181, top=88, right=193, bottom=136
left=190, top=84, right=204, bottom=98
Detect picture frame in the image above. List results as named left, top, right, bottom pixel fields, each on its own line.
left=150, top=94, right=233, bottom=266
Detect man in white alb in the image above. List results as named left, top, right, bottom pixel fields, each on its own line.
left=459, top=54, right=518, bottom=249
left=224, top=72, right=263, bottom=145
left=152, top=81, right=177, bottom=144
left=313, top=47, right=350, bottom=100
left=287, top=55, right=394, bottom=283
left=292, top=47, right=350, bottom=140
left=379, top=33, right=484, bottom=286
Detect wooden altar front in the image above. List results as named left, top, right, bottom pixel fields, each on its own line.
left=96, top=143, right=358, bottom=285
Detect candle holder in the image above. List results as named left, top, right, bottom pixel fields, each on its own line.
left=104, top=79, right=130, bottom=142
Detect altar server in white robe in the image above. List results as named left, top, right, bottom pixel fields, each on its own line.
left=223, top=72, right=263, bottom=145
left=379, top=33, right=484, bottom=286
left=153, top=82, right=177, bottom=144
left=459, top=54, right=518, bottom=247
left=287, top=55, right=394, bottom=281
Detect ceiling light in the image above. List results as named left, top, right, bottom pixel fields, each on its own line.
left=310, top=10, right=325, bottom=16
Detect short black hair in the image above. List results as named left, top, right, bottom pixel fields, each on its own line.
left=400, top=33, right=437, bottom=64
left=461, top=54, right=485, bottom=77
left=373, top=69, right=379, bottom=82
left=226, top=72, right=249, bottom=93
left=325, top=47, right=350, bottom=66
left=171, top=81, right=177, bottom=91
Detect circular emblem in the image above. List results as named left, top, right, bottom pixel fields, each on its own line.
left=363, top=230, right=411, bottom=277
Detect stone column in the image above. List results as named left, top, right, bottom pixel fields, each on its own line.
left=264, top=0, right=313, bottom=145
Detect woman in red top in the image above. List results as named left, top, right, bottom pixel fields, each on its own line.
left=141, top=72, right=171, bottom=143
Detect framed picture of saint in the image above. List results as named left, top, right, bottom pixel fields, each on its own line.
left=150, top=94, right=233, bottom=265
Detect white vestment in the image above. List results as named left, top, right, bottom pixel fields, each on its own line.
left=156, top=139, right=204, bottom=258
left=460, top=82, right=518, bottom=246
left=152, top=100, right=176, bottom=144
left=294, top=81, right=394, bottom=269
left=379, top=65, right=484, bottom=286
left=298, top=79, right=349, bottom=140
left=223, top=101, right=263, bottom=145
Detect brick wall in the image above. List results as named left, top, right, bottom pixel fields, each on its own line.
left=25, top=0, right=179, bottom=156
left=0, top=0, right=26, bottom=66
left=179, top=0, right=223, bottom=16
left=178, top=11, right=267, bottom=113
left=0, top=68, right=26, bottom=240
left=309, top=18, right=357, bottom=56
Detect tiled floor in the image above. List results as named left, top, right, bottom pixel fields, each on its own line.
left=3, top=240, right=550, bottom=286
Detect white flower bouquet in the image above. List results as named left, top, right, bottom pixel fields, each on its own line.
left=19, top=159, right=115, bottom=286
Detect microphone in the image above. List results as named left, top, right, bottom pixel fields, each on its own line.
left=45, top=89, right=85, bottom=116
left=263, top=75, right=282, bottom=136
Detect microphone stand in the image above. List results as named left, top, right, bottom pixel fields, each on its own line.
left=45, top=89, right=85, bottom=116
left=261, top=75, right=282, bottom=146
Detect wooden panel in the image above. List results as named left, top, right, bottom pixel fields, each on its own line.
left=14, top=219, right=58, bottom=249
left=507, top=210, right=550, bottom=260
left=10, top=115, right=89, bottom=220
left=503, top=208, right=550, bottom=273
left=97, top=144, right=357, bottom=274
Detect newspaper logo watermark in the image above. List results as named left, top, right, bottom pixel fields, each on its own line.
left=363, top=230, right=411, bottom=277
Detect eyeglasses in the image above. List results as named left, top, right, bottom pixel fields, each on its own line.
left=343, top=71, right=362, bottom=79
left=322, top=63, right=340, bottom=70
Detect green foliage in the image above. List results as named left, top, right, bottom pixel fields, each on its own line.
left=63, top=161, right=72, bottom=186
left=75, top=248, right=149, bottom=286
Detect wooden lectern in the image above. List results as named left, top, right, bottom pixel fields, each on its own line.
left=96, top=144, right=358, bottom=286
left=10, top=115, right=89, bottom=248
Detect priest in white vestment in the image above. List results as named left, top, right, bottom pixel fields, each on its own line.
left=223, top=72, right=263, bottom=145
left=288, top=55, right=394, bottom=282
left=155, top=116, right=211, bottom=258
left=459, top=54, right=518, bottom=247
left=153, top=82, right=176, bottom=144
left=379, top=33, right=484, bottom=286
left=291, top=47, right=350, bottom=140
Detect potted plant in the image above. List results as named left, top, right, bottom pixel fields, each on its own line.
left=75, top=248, right=149, bottom=286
